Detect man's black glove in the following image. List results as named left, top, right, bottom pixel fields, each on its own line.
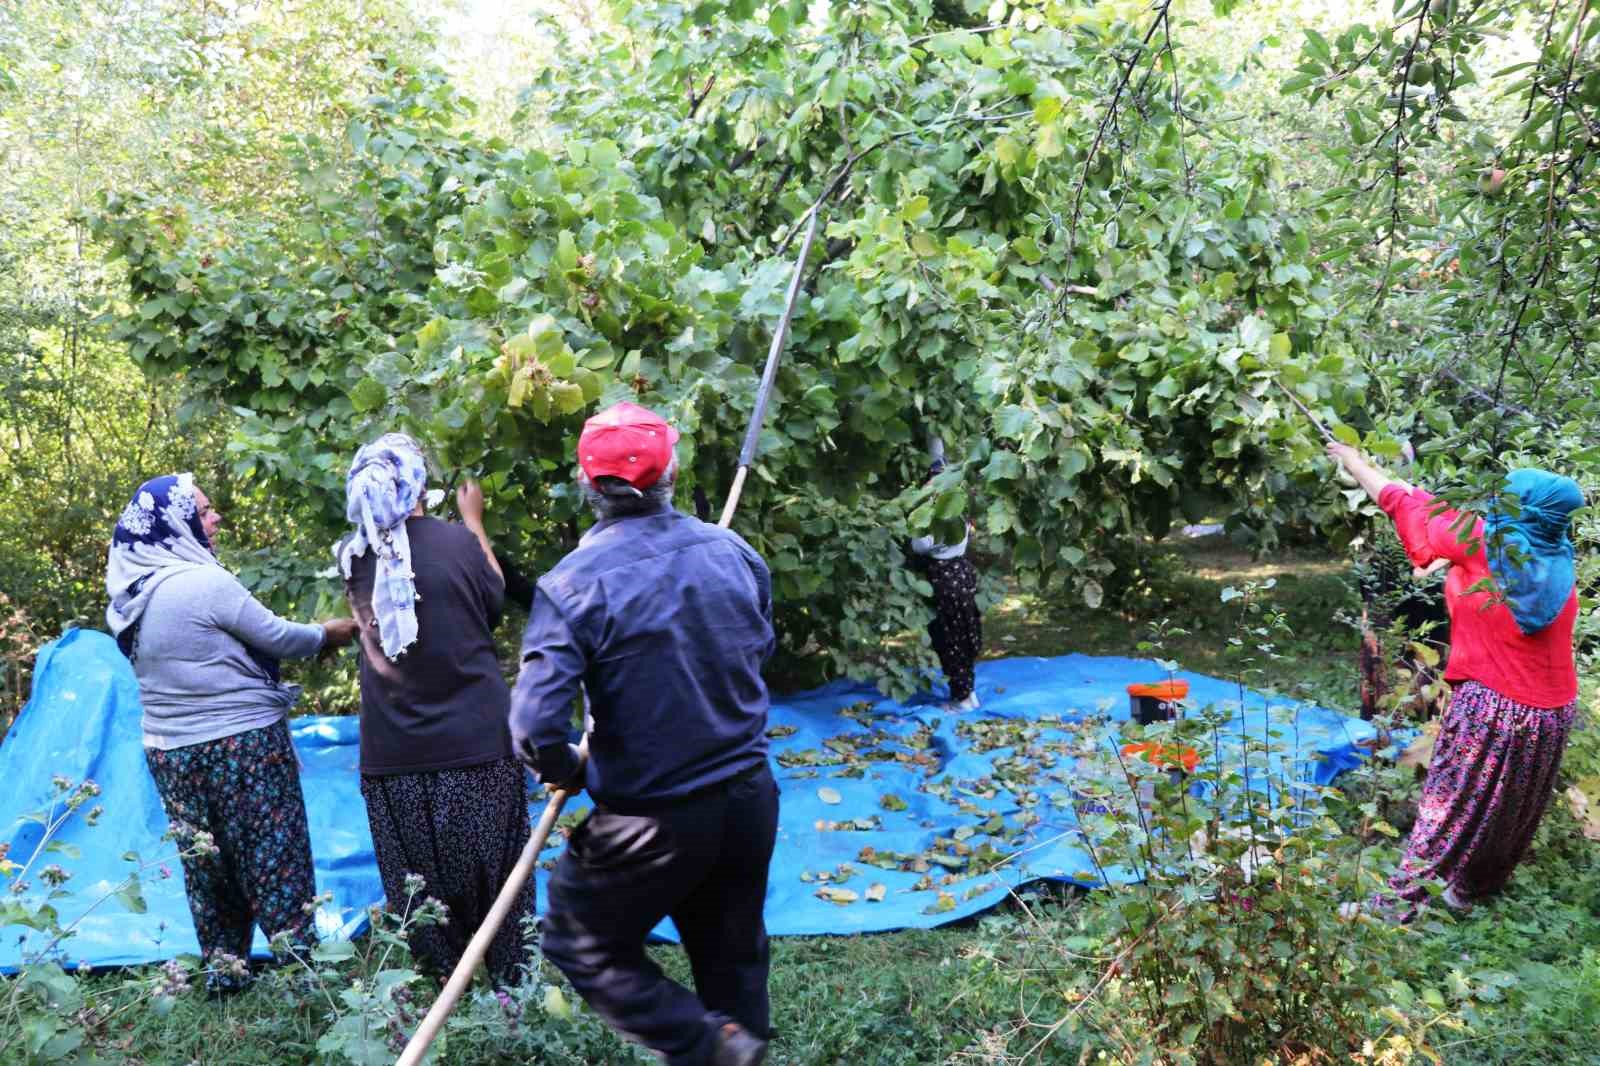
left=518, top=737, right=586, bottom=793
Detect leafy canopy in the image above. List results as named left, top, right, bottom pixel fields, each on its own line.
left=96, top=0, right=1362, bottom=694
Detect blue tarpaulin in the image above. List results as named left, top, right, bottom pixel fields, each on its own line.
left=0, top=630, right=377, bottom=971
left=1, top=628, right=1379, bottom=971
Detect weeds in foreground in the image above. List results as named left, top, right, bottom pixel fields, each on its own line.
left=7, top=566, right=1597, bottom=1064
left=0, top=774, right=628, bottom=1065
left=1, top=775, right=216, bottom=1064
left=959, top=580, right=1468, bottom=1064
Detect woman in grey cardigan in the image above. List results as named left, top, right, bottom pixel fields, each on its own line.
left=106, top=473, right=357, bottom=993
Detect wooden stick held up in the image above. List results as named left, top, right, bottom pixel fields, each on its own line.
left=1272, top=380, right=1335, bottom=443
left=719, top=195, right=826, bottom=529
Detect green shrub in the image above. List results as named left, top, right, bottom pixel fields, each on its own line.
left=958, top=581, right=1451, bottom=1064
left=1, top=776, right=206, bottom=1064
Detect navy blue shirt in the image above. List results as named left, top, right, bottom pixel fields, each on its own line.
left=508, top=503, right=775, bottom=808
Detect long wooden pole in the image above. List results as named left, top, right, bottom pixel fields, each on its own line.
left=718, top=202, right=824, bottom=528
left=1272, top=379, right=1335, bottom=443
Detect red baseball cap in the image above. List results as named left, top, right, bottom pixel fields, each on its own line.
left=578, top=402, right=680, bottom=489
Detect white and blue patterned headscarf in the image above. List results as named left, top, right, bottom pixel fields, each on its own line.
left=338, top=434, right=429, bottom=660
left=105, top=473, right=223, bottom=658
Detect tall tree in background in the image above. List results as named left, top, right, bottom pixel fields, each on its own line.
left=1282, top=0, right=1599, bottom=477
left=14, top=0, right=1596, bottom=702
left=95, top=0, right=1352, bottom=695
left=1279, top=0, right=1598, bottom=642
left=0, top=0, right=437, bottom=718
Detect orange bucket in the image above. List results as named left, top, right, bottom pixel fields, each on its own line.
left=1127, top=679, right=1189, bottom=724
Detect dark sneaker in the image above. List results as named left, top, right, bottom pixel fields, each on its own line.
left=710, top=1022, right=768, bottom=1066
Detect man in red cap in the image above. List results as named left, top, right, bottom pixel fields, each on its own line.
left=510, top=401, right=778, bottom=1066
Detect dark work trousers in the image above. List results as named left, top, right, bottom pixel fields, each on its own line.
left=926, top=555, right=982, bottom=701
left=360, top=757, right=536, bottom=987
left=541, top=762, right=780, bottom=1066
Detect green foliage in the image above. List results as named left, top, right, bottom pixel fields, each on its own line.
left=10, top=539, right=1599, bottom=1063
left=0, top=0, right=444, bottom=686
left=975, top=582, right=1441, bottom=1063
left=56, top=926, right=1001, bottom=1065
left=93, top=2, right=1360, bottom=695
left=1, top=590, right=48, bottom=732
left=13, top=0, right=1600, bottom=1061
left=0, top=776, right=209, bottom=1065
left=1280, top=0, right=1600, bottom=601
left=0, top=776, right=626, bottom=1064
left=264, top=883, right=604, bottom=1065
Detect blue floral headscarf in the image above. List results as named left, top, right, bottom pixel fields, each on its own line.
left=105, top=473, right=223, bottom=658
left=1485, top=468, right=1584, bottom=636
left=337, top=434, right=429, bottom=660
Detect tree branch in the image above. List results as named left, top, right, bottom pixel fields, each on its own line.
left=1039, top=277, right=1099, bottom=297
left=1370, top=7, right=1431, bottom=313
left=1062, top=3, right=1171, bottom=274
left=1160, top=5, right=1191, bottom=193
left=1440, top=367, right=1563, bottom=431
left=686, top=74, right=716, bottom=118
left=907, top=23, right=1005, bottom=46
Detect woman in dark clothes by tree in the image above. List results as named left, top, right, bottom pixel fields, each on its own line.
left=339, top=433, right=536, bottom=986
left=908, top=445, right=984, bottom=713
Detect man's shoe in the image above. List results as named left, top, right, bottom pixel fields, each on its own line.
left=711, top=1022, right=768, bottom=1066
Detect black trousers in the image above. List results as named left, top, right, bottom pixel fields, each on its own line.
left=927, top=556, right=982, bottom=701
left=541, top=763, right=780, bottom=1066
left=360, top=758, right=535, bottom=987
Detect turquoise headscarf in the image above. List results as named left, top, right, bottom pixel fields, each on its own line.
left=1484, top=468, right=1584, bottom=636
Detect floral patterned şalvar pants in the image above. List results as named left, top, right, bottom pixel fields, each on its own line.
left=1385, top=680, right=1576, bottom=915
left=145, top=719, right=319, bottom=967
left=360, top=757, right=536, bottom=988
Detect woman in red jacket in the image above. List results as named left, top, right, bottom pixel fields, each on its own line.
left=1327, top=443, right=1584, bottom=919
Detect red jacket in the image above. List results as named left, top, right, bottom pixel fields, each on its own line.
left=1380, top=484, right=1577, bottom=708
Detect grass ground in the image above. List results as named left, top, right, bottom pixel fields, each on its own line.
left=985, top=533, right=1357, bottom=704
left=54, top=536, right=1600, bottom=1063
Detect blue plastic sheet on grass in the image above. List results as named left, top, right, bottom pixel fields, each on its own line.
left=731, top=653, right=1379, bottom=937
left=1, top=629, right=1380, bottom=971
left=0, top=630, right=378, bottom=971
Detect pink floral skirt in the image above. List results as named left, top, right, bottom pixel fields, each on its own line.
left=1385, top=680, right=1576, bottom=916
